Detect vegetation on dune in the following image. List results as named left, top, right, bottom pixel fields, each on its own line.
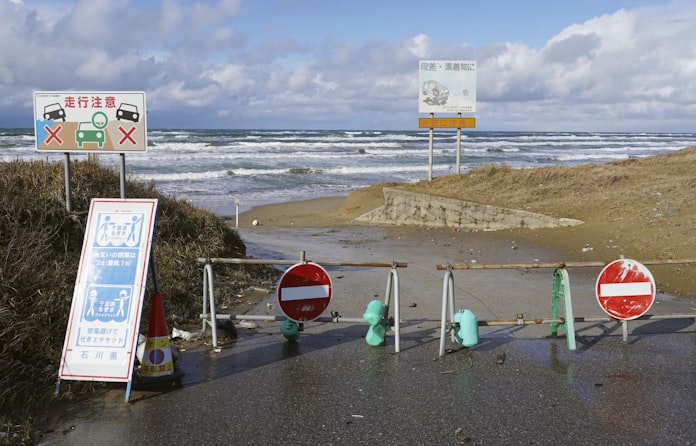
left=0, top=160, right=277, bottom=444
left=393, top=146, right=696, bottom=297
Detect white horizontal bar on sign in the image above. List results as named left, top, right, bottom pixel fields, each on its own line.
left=599, top=282, right=652, bottom=297
left=280, top=285, right=330, bottom=301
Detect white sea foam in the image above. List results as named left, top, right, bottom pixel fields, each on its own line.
left=2, top=128, right=696, bottom=213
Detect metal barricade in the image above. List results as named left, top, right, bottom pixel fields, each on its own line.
left=198, top=252, right=406, bottom=353
left=438, top=258, right=696, bottom=356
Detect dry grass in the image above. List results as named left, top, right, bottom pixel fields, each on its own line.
left=376, top=146, right=696, bottom=297
left=0, top=160, right=277, bottom=445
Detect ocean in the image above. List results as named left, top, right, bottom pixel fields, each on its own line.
left=2, top=128, right=696, bottom=216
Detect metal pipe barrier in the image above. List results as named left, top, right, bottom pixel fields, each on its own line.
left=198, top=252, right=406, bottom=353
left=438, top=258, right=696, bottom=356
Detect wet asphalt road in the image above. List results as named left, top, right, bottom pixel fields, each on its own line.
left=39, top=226, right=696, bottom=445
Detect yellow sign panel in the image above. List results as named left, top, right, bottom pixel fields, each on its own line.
left=418, top=117, right=476, bottom=129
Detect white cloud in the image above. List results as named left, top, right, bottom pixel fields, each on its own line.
left=408, top=34, right=430, bottom=59
left=203, top=64, right=253, bottom=93
left=1, top=0, right=695, bottom=130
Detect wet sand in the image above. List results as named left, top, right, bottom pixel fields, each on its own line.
left=234, top=191, right=696, bottom=303
left=235, top=194, right=696, bottom=328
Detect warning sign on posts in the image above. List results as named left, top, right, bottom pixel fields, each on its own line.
left=33, top=91, right=147, bottom=153
left=59, top=199, right=158, bottom=382
left=418, top=60, right=476, bottom=114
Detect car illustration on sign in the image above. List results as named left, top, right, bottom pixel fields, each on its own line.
left=422, top=80, right=449, bottom=106
left=43, top=103, right=66, bottom=121
left=75, top=122, right=105, bottom=148
left=116, top=103, right=139, bottom=122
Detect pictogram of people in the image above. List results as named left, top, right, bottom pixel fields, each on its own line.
left=115, top=289, right=130, bottom=319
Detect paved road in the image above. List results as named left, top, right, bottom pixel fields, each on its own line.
left=39, top=226, right=696, bottom=445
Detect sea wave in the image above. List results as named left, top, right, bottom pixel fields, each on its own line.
left=3, top=128, right=696, bottom=213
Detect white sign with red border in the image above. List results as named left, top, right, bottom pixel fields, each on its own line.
left=277, top=262, right=332, bottom=322
left=33, top=91, right=147, bottom=153
left=59, top=199, right=158, bottom=382
left=595, top=258, right=656, bottom=320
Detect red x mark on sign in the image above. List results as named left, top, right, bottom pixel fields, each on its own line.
left=44, top=124, right=63, bottom=145
left=118, top=126, right=137, bottom=145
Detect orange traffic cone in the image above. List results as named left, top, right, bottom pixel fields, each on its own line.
left=139, top=292, right=174, bottom=377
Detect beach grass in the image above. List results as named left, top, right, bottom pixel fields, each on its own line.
left=0, top=160, right=278, bottom=445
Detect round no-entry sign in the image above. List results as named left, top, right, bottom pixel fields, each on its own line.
left=595, top=259, right=656, bottom=320
left=277, top=262, right=332, bottom=322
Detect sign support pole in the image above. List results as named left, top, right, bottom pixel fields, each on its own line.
left=456, top=112, right=462, bottom=175
left=119, top=153, right=127, bottom=198
left=124, top=251, right=158, bottom=403
left=63, top=153, right=73, bottom=213
left=428, top=113, right=434, bottom=181
left=418, top=116, right=475, bottom=181
left=234, top=198, right=240, bottom=229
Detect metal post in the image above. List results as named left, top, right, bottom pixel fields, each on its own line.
left=119, top=153, right=126, bottom=198
left=428, top=113, right=434, bottom=181
left=391, top=267, right=401, bottom=353
left=439, top=266, right=455, bottom=357
left=125, top=378, right=133, bottom=403
left=234, top=198, right=240, bottom=229
left=551, top=270, right=561, bottom=337
left=622, top=320, right=629, bottom=343
left=550, top=268, right=576, bottom=350
left=202, top=264, right=219, bottom=348
left=456, top=112, right=462, bottom=174
left=383, top=265, right=402, bottom=353
left=63, top=153, right=72, bottom=212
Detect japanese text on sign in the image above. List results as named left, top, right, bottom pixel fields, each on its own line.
left=33, top=91, right=147, bottom=153
left=419, top=60, right=477, bottom=114
left=59, top=199, right=158, bottom=383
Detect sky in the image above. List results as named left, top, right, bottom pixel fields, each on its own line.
left=1, top=0, right=695, bottom=131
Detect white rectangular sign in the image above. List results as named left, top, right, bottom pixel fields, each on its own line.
left=419, top=60, right=476, bottom=113
left=33, top=91, right=147, bottom=152
left=280, top=285, right=331, bottom=301
left=599, top=282, right=653, bottom=297
left=59, top=199, right=158, bottom=382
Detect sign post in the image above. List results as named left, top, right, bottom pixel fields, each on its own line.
left=418, top=61, right=476, bottom=179
left=277, top=262, right=333, bottom=322
left=33, top=91, right=147, bottom=206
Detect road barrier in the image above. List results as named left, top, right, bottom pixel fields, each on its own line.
left=198, top=251, right=406, bottom=352
left=438, top=258, right=696, bottom=356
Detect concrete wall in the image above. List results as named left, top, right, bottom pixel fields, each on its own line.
left=354, top=187, right=583, bottom=230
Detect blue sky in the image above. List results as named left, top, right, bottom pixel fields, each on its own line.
left=1, top=0, right=694, bottom=131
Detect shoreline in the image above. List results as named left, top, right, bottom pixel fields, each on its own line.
left=233, top=189, right=696, bottom=302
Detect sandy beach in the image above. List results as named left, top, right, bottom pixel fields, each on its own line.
left=236, top=146, right=696, bottom=303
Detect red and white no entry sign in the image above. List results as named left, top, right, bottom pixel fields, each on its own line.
left=595, top=259, right=656, bottom=320
left=277, top=262, right=332, bottom=322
